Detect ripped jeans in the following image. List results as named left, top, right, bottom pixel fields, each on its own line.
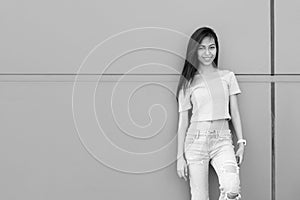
left=184, top=128, right=241, bottom=200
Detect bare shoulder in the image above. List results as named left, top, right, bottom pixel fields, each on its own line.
left=218, top=69, right=232, bottom=77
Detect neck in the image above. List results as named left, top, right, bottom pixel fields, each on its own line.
left=197, top=64, right=217, bottom=74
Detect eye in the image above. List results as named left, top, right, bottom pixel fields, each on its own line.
left=210, top=46, right=216, bottom=49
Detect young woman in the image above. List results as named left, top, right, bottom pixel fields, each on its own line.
left=176, top=27, right=246, bottom=200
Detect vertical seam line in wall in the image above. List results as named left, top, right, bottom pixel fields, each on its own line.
left=271, top=82, right=275, bottom=200
left=270, top=0, right=275, bottom=200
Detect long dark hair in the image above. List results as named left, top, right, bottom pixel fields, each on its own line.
left=176, top=26, right=219, bottom=100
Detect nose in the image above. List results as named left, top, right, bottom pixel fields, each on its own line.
left=205, top=48, right=211, bottom=56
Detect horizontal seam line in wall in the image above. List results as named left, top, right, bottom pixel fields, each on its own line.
left=1, top=73, right=300, bottom=76
left=1, top=77, right=300, bottom=82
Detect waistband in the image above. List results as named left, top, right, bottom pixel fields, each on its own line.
left=187, top=129, right=232, bottom=135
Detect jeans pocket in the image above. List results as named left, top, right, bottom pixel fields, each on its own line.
left=184, top=135, right=195, bottom=151
left=218, top=133, right=233, bottom=144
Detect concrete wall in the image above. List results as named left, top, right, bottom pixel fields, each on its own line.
left=0, top=0, right=298, bottom=199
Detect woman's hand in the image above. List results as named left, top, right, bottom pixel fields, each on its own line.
left=235, top=144, right=245, bottom=166
left=177, top=157, right=188, bottom=181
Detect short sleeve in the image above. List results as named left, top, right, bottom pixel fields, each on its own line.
left=178, top=87, right=192, bottom=112
left=229, top=72, right=241, bottom=95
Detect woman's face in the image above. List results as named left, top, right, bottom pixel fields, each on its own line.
left=197, top=36, right=217, bottom=66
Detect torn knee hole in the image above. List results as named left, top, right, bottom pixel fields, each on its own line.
left=226, top=192, right=241, bottom=199
left=222, top=161, right=239, bottom=173
left=224, top=165, right=238, bottom=173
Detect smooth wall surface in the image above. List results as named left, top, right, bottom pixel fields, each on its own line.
left=276, top=0, right=300, bottom=199
left=0, top=81, right=188, bottom=200
left=0, top=76, right=271, bottom=200
left=276, top=83, right=300, bottom=200
left=0, top=0, right=269, bottom=73
left=276, top=0, right=300, bottom=73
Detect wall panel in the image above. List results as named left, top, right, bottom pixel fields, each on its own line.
left=0, top=80, right=189, bottom=200
left=276, top=83, right=300, bottom=199
left=276, top=0, right=300, bottom=73
left=0, top=0, right=269, bottom=74
left=0, top=75, right=271, bottom=199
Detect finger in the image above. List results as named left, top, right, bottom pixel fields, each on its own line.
left=177, top=171, right=182, bottom=178
left=184, top=172, right=188, bottom=181
left=179, top=171, right=183, bottom=178
left=239, top=156, right=243, bottom=165
left=179, top=169, right=186, bottom=181
left=180, top=171, right=185, bottom=179
left=236, top=156, right=240, bottom=164
left=240, top=156, right=243, bottom=164
left=183, top=172, right=187, bottom=181
left=235, top=152, right=240, bottom=157
left=184, top=165, right=188, bottom=176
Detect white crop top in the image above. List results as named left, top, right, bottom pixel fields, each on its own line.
left=178, top=70, right=241, bottom=122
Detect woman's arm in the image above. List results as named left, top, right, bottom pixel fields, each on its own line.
left=177, top=110, right=189, bottom=181
left=229, top=94, right=244, bottom=148
left=177, top=110, right=189, bottom=159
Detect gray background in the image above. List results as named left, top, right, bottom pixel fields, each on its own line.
left=0, top=0, right=298, bottom=199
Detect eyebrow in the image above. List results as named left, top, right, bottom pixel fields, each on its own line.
left=199, top=44, right=216, bottom=47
